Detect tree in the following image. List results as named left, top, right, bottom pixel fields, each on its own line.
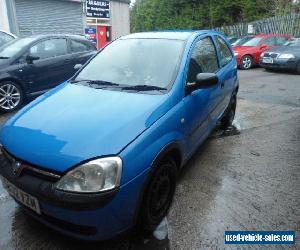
left=130, top=0, right=299, bottom=32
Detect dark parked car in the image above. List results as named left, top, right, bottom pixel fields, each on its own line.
left=260, top=38, right=300, bottom=74
left=0, top=35, right=97, bottom=112
left=0, top=30, right=17, bottom=48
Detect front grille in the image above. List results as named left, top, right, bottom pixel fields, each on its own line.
left=1, top=147, right=61, bottom=182
left=264, top=52, right=279, bottom=58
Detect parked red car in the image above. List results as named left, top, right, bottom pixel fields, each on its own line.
left=233, top=34, right=292, bottom=69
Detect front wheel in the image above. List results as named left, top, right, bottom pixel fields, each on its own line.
left=220, top=93, right=237, bottom=129
left=240, top=55, right=253, bottom=70
left=138, top=157, right=177, bottom=234
left=0, top=81, right=23, bottom=112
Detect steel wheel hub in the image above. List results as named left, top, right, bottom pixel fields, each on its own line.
left=0, top=84, right=21, bottom=110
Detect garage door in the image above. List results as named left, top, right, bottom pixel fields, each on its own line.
left=15, top=0, right=84, bottom=36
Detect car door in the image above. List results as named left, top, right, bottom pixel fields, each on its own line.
left=213, top=35, right=237, bottom=121
left=69, top=39, right=97, bottom=70
left=183, top=36, right=221, bottom=152
left=19, top=38, right=70, bottom=94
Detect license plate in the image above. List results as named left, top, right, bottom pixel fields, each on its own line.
left=1, top=177, right=41, bottom=214
left=262, top=57, right=273, bottom=64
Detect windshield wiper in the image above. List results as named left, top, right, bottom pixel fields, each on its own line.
left=122, top=85, right=167, bottom=91
left=0, top=56, right=9, bottom=59
left=70, top=79, right=119, bottom=87
left=87, top=80, right=119, bottom=86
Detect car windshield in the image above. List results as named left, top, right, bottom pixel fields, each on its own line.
left=284, top=39, right=300, bottom=46
left=0, top=32, right=14, bottom=48
left=242, top=37, right=263, bottom=46
left=0, top=37, right=35, bottom=58
left=74, top=38, right=184, bottom=89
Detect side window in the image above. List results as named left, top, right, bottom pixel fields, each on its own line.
left=264, top=37, right=276, bottom=46
left=276, top=36, right=289, bottom=46
left=70, top=40, right=93, bottom=53
left=215, top=36, right=233, bottom=66
left=187, top=37, right=219, bottom=83
left=29, top=38, right=67, bottom=60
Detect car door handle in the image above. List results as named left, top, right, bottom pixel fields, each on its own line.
left=64, top=59, right=71, bottom=62
left=221, top=83, right=225, bottom=89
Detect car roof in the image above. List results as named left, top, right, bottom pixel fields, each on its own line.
left=22, top=34, right=89, bottom=41
left=120, top=30, right=219, bottom=41
left=254, top=34, right=290, bottom=38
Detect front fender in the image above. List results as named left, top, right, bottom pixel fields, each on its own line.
left=119, top=100, right=186, bottom=185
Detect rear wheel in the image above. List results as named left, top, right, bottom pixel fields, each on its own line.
left=220, top=93, right=237, bottom=129
left=138, top=157, right=177, bottom=234
left=0, top=81, right=23, bottom=112
left=240, top=55, right=253, bottom=70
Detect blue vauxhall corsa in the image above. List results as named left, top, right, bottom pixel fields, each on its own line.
left=0, top=30, right=238, bottom=240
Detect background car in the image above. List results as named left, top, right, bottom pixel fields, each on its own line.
left=231, top=35, right=254, bottom=47
left=0, top=34, right=97, bottom=112
left=260, top=38, right=300, bottom=74
left=233, top=34, right=292, bottom=70
left=227, top=36, right=239, bottom=45
left=0, top=30, right=17, bottom=48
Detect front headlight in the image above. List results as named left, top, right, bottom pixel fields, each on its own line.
left=56, top=157, right=122, bottom=193
left=234, top=52, right=239, bottom=57
left=260, top=52, right=265, bottom=57
left=278, top=53, right=295, bottom=59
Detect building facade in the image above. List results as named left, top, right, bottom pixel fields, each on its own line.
left=0, top=0, right=130, bottom=48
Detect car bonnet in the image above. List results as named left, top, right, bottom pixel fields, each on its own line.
left=0, top=83, right=172, bottom=173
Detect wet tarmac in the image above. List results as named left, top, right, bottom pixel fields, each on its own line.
left=0, top=68, right=299, bottom=249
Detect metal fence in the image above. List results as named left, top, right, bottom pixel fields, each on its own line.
left=215, top=12, right=300, bottom=37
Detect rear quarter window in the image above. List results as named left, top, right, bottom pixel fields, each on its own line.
left=71, top=40, right=95, bottom=53
left=215, top=36, right=233, bottom=67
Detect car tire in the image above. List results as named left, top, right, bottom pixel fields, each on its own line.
left=240, top=55, right=253, bottom=70
left=138, top=157, right=177, bottom=235
left=220, top=93, right=237, bottom=129
left=296, top=61, right=300, bottom=74
left=0, top=81, right=23, bottom=113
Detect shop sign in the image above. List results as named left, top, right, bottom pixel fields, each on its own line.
left=86, top=0, right=110, bottom=19
left=85, top=28, right=97, bottom=45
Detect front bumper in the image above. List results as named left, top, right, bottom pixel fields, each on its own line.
left=0, top=151, right=149, bottom=240
left=260, top=58, right=298, bottom=71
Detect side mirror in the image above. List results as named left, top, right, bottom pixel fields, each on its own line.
left=186, top=73, right=219, bottom=94
left=260, top=43, right=268, bottom=50
left=74, top=64, right=83, bottom=70
left=26, top=55, right=40, bottom=64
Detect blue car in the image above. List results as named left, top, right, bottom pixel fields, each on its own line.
left=0, top=30, right=238, bottom=241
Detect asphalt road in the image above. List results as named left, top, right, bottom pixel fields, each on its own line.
left=0, top=68, right=299, bottom=249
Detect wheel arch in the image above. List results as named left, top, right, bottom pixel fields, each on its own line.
left=132, top=141, right=183, bottom=231
left=0, top=77, right=25, bottom=94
